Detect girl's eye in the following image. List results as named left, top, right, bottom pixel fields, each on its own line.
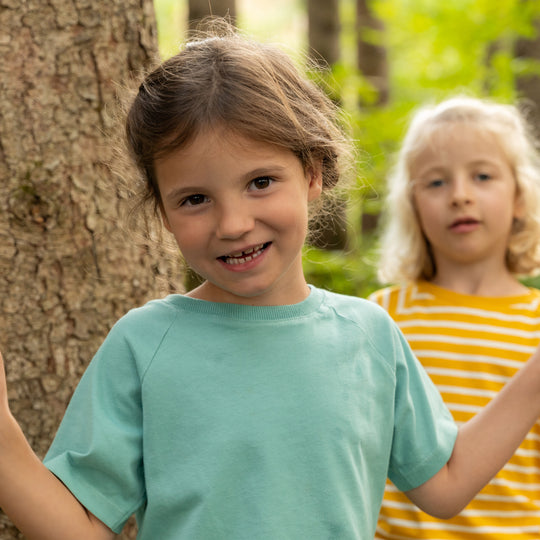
left=181, top=194, right=208, bottom=207
left=425, top=178, right=446, bottom=189
left=476, top=172, right=492, bottom=181
left=249, top=176, right=273, bottom=191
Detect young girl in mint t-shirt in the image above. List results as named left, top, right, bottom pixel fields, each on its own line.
left=1, top=23, right=540, bottom=540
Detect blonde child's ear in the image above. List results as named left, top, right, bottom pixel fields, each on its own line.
left=513, top=189, right=526, bottom=220
left=307, top=163, right=323, bottom=202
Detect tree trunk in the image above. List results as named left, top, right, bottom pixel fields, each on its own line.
left=515, top=15, right=540, bottom=137
left=307, top=0, right=341, bottom=68
left=356, top=0, right=389, bottom=106
left=188, top=0, right=237, bottom=29
left=305, top=0, right=347, bottom=250
left=0, top=1, right=182, bottom=538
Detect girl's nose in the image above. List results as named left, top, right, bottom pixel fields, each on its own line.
left=450, top=175, right=473, bottom=206
left=216, top=201, right=255, bottom=239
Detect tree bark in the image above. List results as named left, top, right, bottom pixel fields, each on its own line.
left=305, top=0, right=347, bottom=250
left=0, top=1, right=182, bottom=538
left=188, top=0, right=237, bottom=29
left=515, top=15, right=540, bottom=137
left=356, top=0, right=389, bottom=106
left=307, top=0, right=341, bottom=68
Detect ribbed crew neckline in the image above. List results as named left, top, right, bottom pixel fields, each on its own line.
left=162, top=285, right=324, bottom=321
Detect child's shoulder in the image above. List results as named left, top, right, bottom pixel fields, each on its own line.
left=321, top=287, right=390, bottom=313
left=524, top=286, right=540, bottom=301
left=318, top=287, right=398, bottom=334
left=367, top=283, right=409, bottom=305
left=117, top=294, right=182, bottom=327
left=105, top=295, right=187, bottom=350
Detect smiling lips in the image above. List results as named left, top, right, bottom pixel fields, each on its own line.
left=219, top=242, right=270, bottom=265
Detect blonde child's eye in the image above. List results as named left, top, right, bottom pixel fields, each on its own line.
left=476, top=172, right=492, bottom=181
left=425, top=178, right=446, bottom=189
left=249, top=176, right=273, bottom=191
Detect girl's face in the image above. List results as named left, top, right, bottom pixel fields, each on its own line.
left=155, top=128, right=322, bottom=306
left=410, top=123, right=524, bottom=275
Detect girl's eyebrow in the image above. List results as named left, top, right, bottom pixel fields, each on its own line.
left=468, top=158, right=502, bottom=168
left=164, top=186, right=200, bottom=203
left=242, top=164, right=287, bottom=178
left=413, top=164, right=446, bottom=178
left=415, top=158, right=502, bottom=177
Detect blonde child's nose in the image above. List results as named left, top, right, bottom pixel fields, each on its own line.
left=450, top=175, right=473, bottom=205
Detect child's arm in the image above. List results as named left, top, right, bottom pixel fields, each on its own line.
left=0, top=353, right=115, bottom=540
left=405, top=346, right=540, bottom=519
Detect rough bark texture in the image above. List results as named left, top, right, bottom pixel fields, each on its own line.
left=305, top=0, right=347, bottom=251
left=356, top=0, right=389, bottom=106
left=515, top=17, right=540, bottom=137
left=307, top=0, right=341, bottom=68
left=0, top=1, right=182, bottom=538
left=188, top=0, right=237, bottom=29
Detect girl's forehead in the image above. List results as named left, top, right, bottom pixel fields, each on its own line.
left=156, top=128, right=302, bottom=179
left=412, top=122, right=503, bottom=160
left=181, top=126, right=277, bottom=155
left=408, top=121, right=513, bottom=176
left=426, top=121, right=497, bottom=145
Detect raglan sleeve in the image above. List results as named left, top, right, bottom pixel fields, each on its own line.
left=387, top=322, right=458, bottom=492
left=43, top=314, right=146, bottom=534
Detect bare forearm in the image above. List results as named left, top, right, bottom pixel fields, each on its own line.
left=407, top=348, right=540, bottom=518
left=0, top=350, right=113, bottom=540
left=0, top=413, right=112, bottom=540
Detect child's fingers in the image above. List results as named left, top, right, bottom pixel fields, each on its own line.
left=0, top=351, right=8, bottom=409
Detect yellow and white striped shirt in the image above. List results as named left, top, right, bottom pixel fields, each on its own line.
left=370, top=281, right=540, bottom=539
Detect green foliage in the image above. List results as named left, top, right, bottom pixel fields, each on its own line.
left=154, top=0, right=187, bottom=59
left=376, top=0, right=537, bottom=100
left=303, top=235, right=381, bottom=299
left=153, top=0, right=540, bottom=296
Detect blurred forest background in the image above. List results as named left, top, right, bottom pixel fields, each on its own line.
left=157, top=0, right=540, bottom=296
left=2, top=1, right=540, bottom=539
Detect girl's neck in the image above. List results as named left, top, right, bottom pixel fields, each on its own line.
left=430, top=263, right=528, bottom=297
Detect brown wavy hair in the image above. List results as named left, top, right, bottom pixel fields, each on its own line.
left=123, top=18, right=352, bottom=226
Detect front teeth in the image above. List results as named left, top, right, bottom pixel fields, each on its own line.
left=224, top=244, right=266, bottom=265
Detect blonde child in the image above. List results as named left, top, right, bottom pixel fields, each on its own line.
left=2, top=24, right=540, bottom=540
left=371, top=96, right=540, bottom=539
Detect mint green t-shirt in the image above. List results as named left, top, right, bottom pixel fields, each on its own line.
left=44, top=286, right=457, bottom=539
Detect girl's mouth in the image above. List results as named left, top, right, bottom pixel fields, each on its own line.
left=449, top=217, right=480, bottom=232
left=451, top=217, right=478, bottom=227
left=219, top=242, right=271, bottom=265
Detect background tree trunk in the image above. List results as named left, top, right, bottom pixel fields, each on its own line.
left=307, top=0, right=341, bottom=68
left=188, top=0, right=237, bottom=29
left=515, top=14, right=540, bottom=136
left=356, top=0, right=389, bottom=106
left=0, top=1, right=182, bottom=538
left=305, top=0, right=348, bottom=250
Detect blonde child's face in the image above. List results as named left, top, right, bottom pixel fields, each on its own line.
left=155, top=128, right=322, bottom=306
left=410, top=123, right=524, bottom=274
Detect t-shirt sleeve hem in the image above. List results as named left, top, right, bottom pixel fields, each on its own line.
left=390, top=422, right=458, bottom=492
left=44, top=458, right=143, bottom=534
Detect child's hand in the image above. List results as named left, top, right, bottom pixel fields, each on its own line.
left=0, top=351, right=10, bottom=416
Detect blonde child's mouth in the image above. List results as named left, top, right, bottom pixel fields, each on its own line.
left=219, top=242, right=271, bottom=265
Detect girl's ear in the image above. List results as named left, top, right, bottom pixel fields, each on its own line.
left=307, top=162, right=323, bottom=202
left=513, top=189, right=526, bottom=220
